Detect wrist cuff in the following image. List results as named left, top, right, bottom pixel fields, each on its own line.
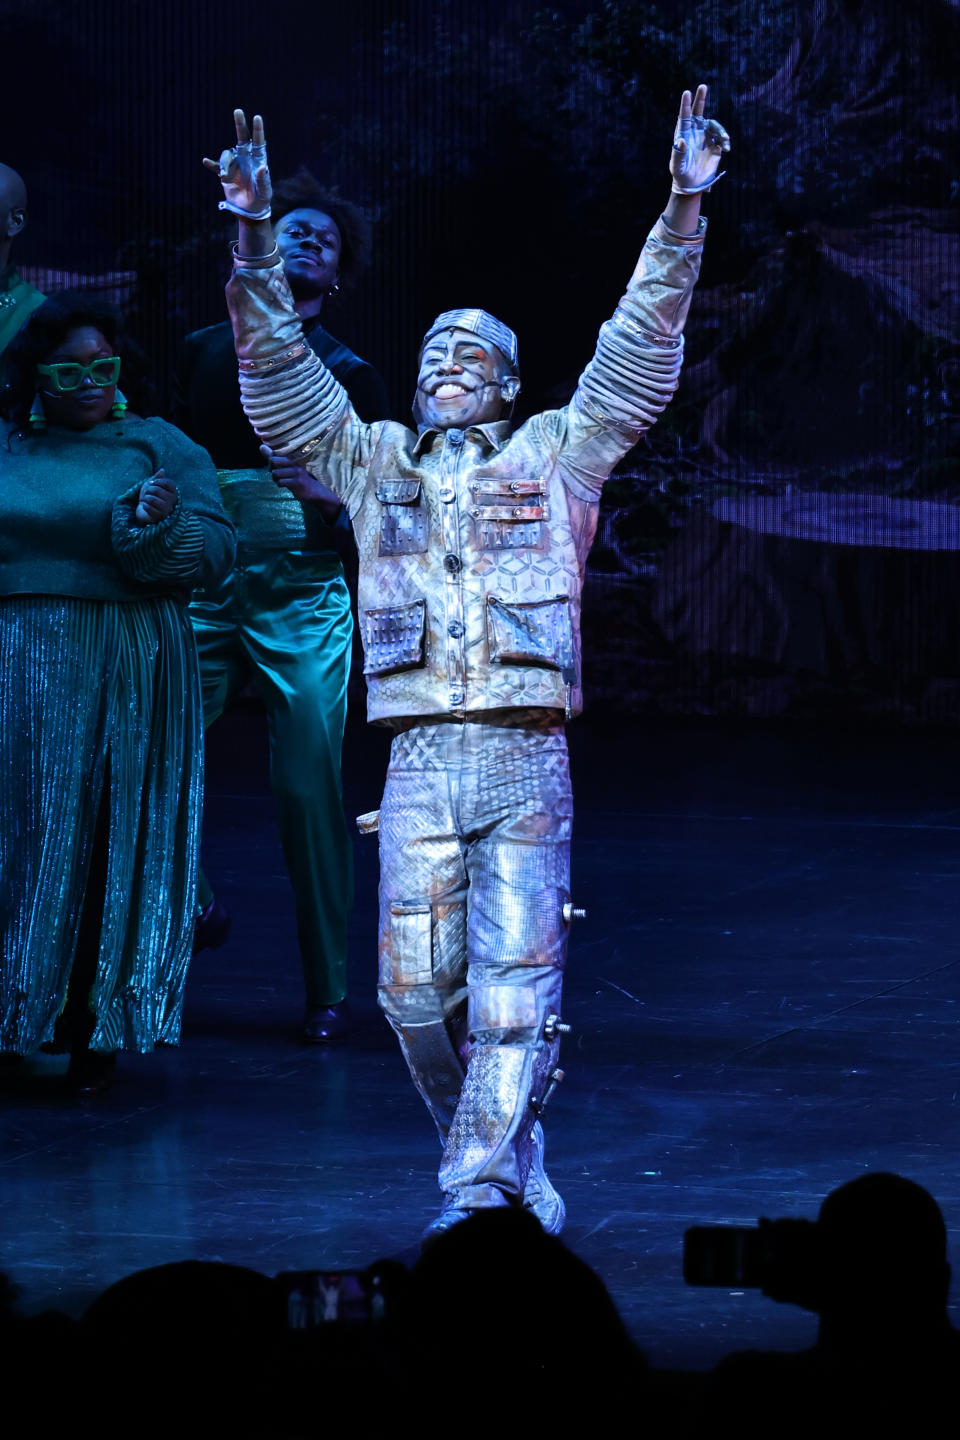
left=219, top=199, right=272, bottom=221
left=231, top=242, right=281, bottom=269
left=656, top=214, right=707, bottom=243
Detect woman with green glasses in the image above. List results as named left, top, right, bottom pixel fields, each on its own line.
left=0, top=292, right=235, bottom=1094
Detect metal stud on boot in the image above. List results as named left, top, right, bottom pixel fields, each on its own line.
left=523, top=1121, right=566, bottom=1235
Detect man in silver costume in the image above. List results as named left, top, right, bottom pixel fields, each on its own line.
left=207, top=86, right=729, bottom=1241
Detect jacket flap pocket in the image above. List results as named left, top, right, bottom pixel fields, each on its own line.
left=471, top=477, right=544, bottom=497
left=486, top=594, right=575, bottom=677
left=474, top=503, right=544, bottom=522
left=361, top=599, right=426, bottom=676
left=375, top=479, right=422, bottom=505
left=471, top=476, right=548, bottom=526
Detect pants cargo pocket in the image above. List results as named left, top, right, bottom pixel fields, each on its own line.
left=384, top=902, right=433, bottom=987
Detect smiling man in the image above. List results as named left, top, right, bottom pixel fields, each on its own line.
left=210, top=87, right=729, bottom=1240
left=417, top=321, right=520, bottom=430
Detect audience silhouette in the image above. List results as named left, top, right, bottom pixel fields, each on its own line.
left=698, top=1173, right=960, bottom=1436
left=1, top=1172, right=954, bottom=1438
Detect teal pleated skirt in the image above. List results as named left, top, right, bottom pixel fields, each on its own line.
left=0, top=594, right=202, bottom=1054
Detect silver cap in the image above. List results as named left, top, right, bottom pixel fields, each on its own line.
left=421, top=308, right=519, bottom=371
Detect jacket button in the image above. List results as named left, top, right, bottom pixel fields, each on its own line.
left=439, top=486, right=455, bottom=502
left=444, top=553, right=461, bottom=574
left=448, top=620, right=464, bottom=638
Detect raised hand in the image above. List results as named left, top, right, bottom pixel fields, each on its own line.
left=135, top=470, right=178, bottom=526
left=670, top=85, right=730, bottom=196
left=203, top=109, right=272, bottom=221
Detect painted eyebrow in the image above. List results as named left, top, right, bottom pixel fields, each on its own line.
left=422, top=342, right=489, bottom=359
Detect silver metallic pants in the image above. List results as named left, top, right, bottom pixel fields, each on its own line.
left=377, top=720, right=572, bottom=1210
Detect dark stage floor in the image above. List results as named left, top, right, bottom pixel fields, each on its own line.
left=3, top=707, right=960, bottom=1369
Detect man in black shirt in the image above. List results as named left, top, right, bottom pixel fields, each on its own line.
left=174, top=171, right=388, bottom=1043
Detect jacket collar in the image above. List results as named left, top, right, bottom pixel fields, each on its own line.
left=412, top=419, right=513, bottom=457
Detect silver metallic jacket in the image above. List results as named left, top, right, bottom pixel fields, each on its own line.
left=226, top=217, right=705, bottom=724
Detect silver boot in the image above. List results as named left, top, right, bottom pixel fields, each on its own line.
left=523, top=1121, right=565, bottom=1234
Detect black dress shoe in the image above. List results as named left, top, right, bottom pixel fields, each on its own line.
left=65, top=1050, right=117, bottom=1097
left=303, top=1001, right=351, bottom=1044
left=193, top=898, right=232, bottom=954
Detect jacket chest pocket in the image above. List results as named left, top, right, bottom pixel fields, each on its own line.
left=377, top=479, right=429, bottom=556
left=469, top=477, right=547, bottom=550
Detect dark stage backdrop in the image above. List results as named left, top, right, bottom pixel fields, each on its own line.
left=6, top=0, right=958, bottom=723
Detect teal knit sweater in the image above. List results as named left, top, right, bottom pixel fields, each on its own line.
left=0, top=413, right=235, bottom=600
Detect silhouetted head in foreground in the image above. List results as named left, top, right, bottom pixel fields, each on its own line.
left=411, top=1208, right=643, bottom=1402
left=702, top=1175, right=959, bottom=1437
left=814, top=1171, right=951, bottom=1347
left=82, top=1261, right=281, bottom=1433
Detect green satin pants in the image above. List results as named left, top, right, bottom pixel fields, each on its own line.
left=190, top=543, right=353, bottom=1007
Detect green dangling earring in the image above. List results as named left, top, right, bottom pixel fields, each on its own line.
left=111, top=388, right=128, bottom=421
left=28, top=393, right=47, bottom=432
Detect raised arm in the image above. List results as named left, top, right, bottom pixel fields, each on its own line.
left=555, top=85, right=729, bottom=498
left=205, top=111, right=364, bottom=504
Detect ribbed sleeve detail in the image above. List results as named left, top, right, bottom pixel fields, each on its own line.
left=575, top=325, right=684, bottom=437
left=573, top=215, right=705, bottom=440
left=238, top=348, right=349, bottom=462
left=111, top=487, right=206, bottom=584
left=226, top=260, right=351, bottom=462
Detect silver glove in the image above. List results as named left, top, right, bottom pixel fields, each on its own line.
left=206, top=112, right=273, bottom=220
left=670, top=111, right=731, bottom=196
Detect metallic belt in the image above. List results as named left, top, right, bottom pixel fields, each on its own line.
left=390, top=707, right=565, bottom=734
left=216, top=466, right=335, bottom=552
